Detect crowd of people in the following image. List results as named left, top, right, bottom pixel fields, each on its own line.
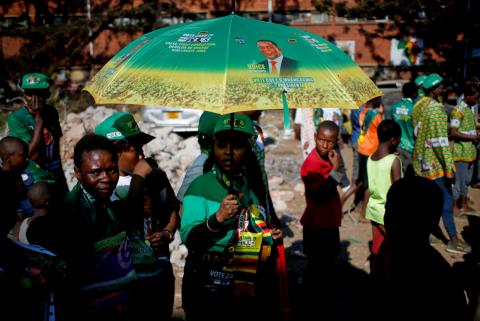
left=0, top=72, right=289, bottom=321
left=296, top=74, right=479, bottom=254
left=295, top=73, right=479, bottom=319
left=0, top=70, right=479, bottom=321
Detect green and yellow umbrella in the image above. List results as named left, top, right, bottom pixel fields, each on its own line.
left=85, top=14, right=382, bottom=128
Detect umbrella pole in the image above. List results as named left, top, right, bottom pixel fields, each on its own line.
left=281, top=90, right=293, bottom=138
left=229, top=112, right=235, bottom=195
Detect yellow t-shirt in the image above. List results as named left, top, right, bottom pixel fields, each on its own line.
left=366, top=154, right=402, bottom=224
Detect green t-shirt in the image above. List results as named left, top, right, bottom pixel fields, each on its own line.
left=180, top=171, right=259, bottom=253
left=392, top=98, right=415, bottom=153
left=180, top=171, right=235, bottom=252
left=450, top=100, right=477, bottom=163
left=7, top=105, right=64, bottom=175
left=23, top=160, right=56, bottom=186
left=7, top=106, right=35, bottom=143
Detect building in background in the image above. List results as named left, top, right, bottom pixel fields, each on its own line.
left=0, top=0, right=459, bottom=84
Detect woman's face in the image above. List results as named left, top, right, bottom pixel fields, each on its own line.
left=213, top=132, right=249, bottom=174
left=74, top=149, right=119, bottom=201
left=118, top=144, right=142, bottom=175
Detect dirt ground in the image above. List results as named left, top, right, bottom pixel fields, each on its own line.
left=171, top=110, right=478, bottom=320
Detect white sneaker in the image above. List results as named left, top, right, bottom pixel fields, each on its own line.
left=446, top=239, right=472, bottom=254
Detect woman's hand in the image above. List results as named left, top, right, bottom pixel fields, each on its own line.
left=133, top=159, right=153, bottom=178
left=146, top=231, right=171, bottom=250
left=270, top=227, right=283, bottom=240
left=215, top=194, right=240, bottom=223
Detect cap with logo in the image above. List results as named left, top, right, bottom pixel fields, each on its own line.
left=214, top=113, right=257, bottom=138
left=414, top=75, right=427, bottom=87
left=422, top=73, right=443, bottom=90
left=95, top=112, right=155, bottom=146
left=21, top=73, right=51, bottom=90
left=198, top=111, right=220, bottom=138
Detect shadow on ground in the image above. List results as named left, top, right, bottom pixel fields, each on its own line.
left=453, top=215, right=480, bottom=318
left=285, top=240, right=371, bottom=321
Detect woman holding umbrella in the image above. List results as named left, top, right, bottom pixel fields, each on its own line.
left=180, top=113, right=282, bottom=321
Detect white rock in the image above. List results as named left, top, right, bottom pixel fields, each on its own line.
left=271, top=190, right=295, bottom=202
left=293, top=183, right=305, bottom=193
left=65, top=113, right=82, bottom=125
left=268, top=176, right=284, bottom=189
left=63, top=124, right=86, bottom=143
left=152, top=127, right=174, bottom=140
left=170, top=244, right=188, bottom=268
left=144, top=138, right=167, bottom=156
left=273, top=199, right=288, bottom=211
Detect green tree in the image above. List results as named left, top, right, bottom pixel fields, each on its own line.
left=313, top=0, right=479, bottom=79
left=0, top=0, right=182, bottom=80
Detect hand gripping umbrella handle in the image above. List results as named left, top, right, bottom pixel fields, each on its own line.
left=282, top=90, right=291, bottom=130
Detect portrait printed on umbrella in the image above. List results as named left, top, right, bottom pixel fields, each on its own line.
left=254, top=39, right=300, bottom=76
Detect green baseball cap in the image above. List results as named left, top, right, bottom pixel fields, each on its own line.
left=423, top=73, right=443, bottom=90
left=21, top=73, right=50, bottom=90
left=95, top=112, right=155, bottom=146
left=214, top=113, right=257, bottom=138
left=414, top=75, right=427, bottom=87
left=198, top=111, right=220, bottom=138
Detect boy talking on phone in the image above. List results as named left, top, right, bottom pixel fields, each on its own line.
left=7, top=73, right=69, bottom=199
left=300, top=120, right=344, bottom=316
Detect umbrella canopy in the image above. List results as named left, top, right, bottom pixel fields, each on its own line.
left=84, top=14, right=382, bottom=115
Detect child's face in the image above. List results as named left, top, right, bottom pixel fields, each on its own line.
left=370, top=99, right=384, bottom=114
left=389, top=137, right=401, bottom=153
left=377, top=104, right=384, bottom=114
left=7, top=148, right=28, bottom=171
left=315, top=128, right=337, bottom=156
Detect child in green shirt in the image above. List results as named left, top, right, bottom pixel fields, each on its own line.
left=365, top=120, right=402, bottom=271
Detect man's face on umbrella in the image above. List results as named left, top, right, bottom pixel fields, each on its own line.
left=257, top=41, right=282, bottom=60
left=213, top=132, right=249, bottom=174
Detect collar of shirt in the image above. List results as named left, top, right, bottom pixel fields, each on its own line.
left=456, top=99, right=472, bottom=112
left=268, top=55, right=284, bottom=75
left=79, top=184, right=97, bottom=205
